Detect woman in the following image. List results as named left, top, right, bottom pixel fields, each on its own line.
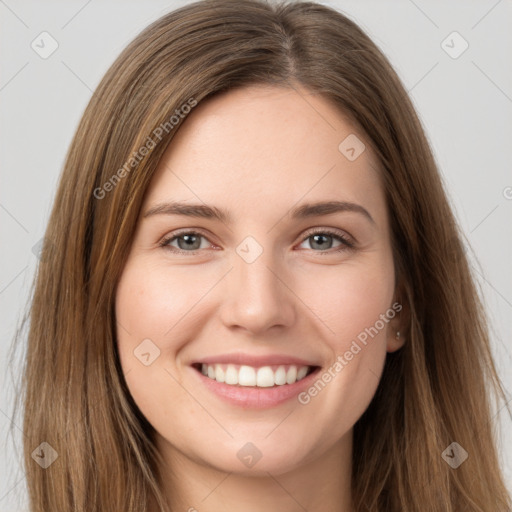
left=17, top=0, right=511, bottom=510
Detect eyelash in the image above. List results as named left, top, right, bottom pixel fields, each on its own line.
left=158, top=228, right=355, bottom=255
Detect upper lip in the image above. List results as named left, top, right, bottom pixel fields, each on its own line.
left=191, top=353, right=321, bottom=368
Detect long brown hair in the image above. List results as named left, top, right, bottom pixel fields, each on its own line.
left=13, top=0, right=510, bottom=510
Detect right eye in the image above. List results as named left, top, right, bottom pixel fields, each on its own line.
left=159, top=230, right=214, bottom=254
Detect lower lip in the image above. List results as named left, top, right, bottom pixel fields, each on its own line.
left=191, top=366, right=321, bottom=409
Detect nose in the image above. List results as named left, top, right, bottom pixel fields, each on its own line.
left=218, top=248, right=296, bottom=335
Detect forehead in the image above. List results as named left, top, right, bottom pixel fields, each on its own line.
left=144, top=84, right=386, bottom=228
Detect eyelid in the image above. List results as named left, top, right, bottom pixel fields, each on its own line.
left=299, top=227, right=355, bottom=248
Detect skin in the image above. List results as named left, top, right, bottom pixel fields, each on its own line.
left=115, top=83, right=405, bottom=512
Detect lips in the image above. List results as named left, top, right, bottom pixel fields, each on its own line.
left=190, top=352, right=321, bottom=368
left=191, top=361, right=323, bottom=408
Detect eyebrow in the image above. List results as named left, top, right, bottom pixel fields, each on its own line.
left=143, top=200, right=375, bottom=225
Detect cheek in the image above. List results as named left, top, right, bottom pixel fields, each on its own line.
left=297, top=254, right=395, bottom=349
left=114, top=260, right=173, bottom=372
left=115, top=260, right=211, bottom=350
left=292, top=256, right=394, bottom=427
left=114, top=260, right=199, bottom=422
left=114, top=258, right=222, bottom=390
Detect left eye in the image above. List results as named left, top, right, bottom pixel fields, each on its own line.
left=159, top=229, right=354, bottom=254
left=298, top=231, right=353, bottom=251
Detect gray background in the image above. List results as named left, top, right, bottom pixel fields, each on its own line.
left=1, top=0, right=511, bottom=509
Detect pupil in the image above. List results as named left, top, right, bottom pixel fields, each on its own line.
left=179, top=234, right=200, bottom=250
left=311, top=234, right=331, bottom=250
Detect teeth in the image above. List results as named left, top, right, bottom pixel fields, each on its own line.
left=274, top=366, right=287, bottom=385
left=297, top=366, right=308, bottom=380
left=215, top=365, right=225, bottom=383
left=225, top=364, right=238, bottom=385
left=199, top=363, right=312, bottom=387
left=239, top=365, right=256, bottom=386
left=256, top=366, right=274, bottom=387
left=286, top=365, right=297, bottom=384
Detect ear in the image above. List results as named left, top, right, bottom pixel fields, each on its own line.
left=386, top=281, right=409, bottom=353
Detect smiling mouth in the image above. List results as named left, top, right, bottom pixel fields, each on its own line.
left=191, top=362, right=320, bottom=388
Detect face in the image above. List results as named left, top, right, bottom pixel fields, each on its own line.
left=115, top=84, right=403, bottom=477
